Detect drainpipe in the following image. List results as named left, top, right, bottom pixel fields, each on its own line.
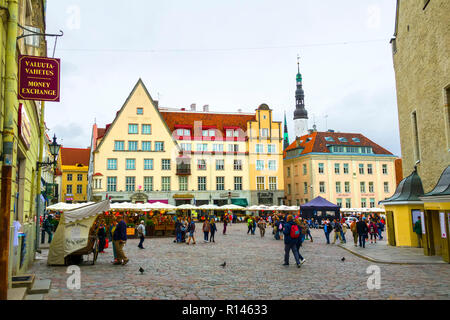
left=0, top=0, right=19, bottom=300
left=35, top=101, right=45, bottom=252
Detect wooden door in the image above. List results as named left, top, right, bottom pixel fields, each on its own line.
left=386, top=211, right=396, bottom=246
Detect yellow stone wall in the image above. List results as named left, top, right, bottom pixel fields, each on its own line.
left=385, top=204, right=424, bottom=247
left=392, top=0, right=450, bottom=192
left=247, top=107, right=284, bottom=192
left=284, top=153, right=397, bottom=207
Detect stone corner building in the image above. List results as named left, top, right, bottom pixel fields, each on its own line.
left=383, top=0, right=450, bottom=263
left=88, top=79, right=285, bottom=207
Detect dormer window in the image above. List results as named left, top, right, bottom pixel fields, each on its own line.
left=352, top=137, right=360, bottom=142
left=338, top=137, right=348, bottom=142
left=325, top=137, right=334, bottom=142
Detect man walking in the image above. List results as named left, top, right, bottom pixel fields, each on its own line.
left=282, top=215, right=302, bottom=268
left=42, top=214, right=53, bottom=244
left=247, top=217, right=253, bottom=234
left=324, top=219, right=332, bottom=244
left=186, top=217, right=196, bottom=245
left=258, top=218, right=266, bottom=237
left=356, top=217, right=369, bottom=248
left=113, top=215, right=129, bottom=265
left=413, top=216, right=423, bottom=248
left=332, top=219, right=343, bottom=244
left=137, top=220, right=146, bottom=249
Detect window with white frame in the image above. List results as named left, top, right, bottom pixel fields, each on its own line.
left=255, top=144, right=264, bottom=153
left=114, top=141, right=124, bottom=151
left=178, top=176, right=188, bottom=191
left=228, top=144, right=239, bottom=152
left=198, top=176, right=207, bottom=190
left=343, top=163, right=349, bottom=174
left=144, top=177, right=153, bottom=192
left=335, top=163, right=340, bottom=174
left=369, top=182, right=374, bottom=193
left=144, top=159, right=153, bottom=170
left=213, top=144, right=224, bottom=152
left=155, top=141, right=164, bottom=151
left=367, top=164, right=373, bottom=174
left=269, top=177, right=277, bottom=190
left=382, top=164, right=388, bottom=174
left=142, top=141, right=151, bottom=151
left=216, top=159, right=224, bottom=171
left=256, top=160, right=264, bottom=171
left=360, top=182, right=366, bottom=193
left=180, top=143, right=192, bottom=151
left=162, top=159, right=171, bottom=170
left=107, top=158, right=117, bottom=170
left=126, top=159, right=136, bottom=170
left=319, top=181, right=325, bottom=193
left=142, top=124, right=151, bottom=135
left=256, top=177, right=265, bottom=190
left=234, top=176, right=242, bottom=190
left=66, top=184, right=72, bottom=194
left=345, top=181, right=350, bottom=193
left=384, top=182, right=389, bottom=193
left=359, top=164, right=364, bottom=174
left=125, top=176, right=135, bottom=192
left=234, top=160, right=242, bottom=170
left=361, top=198, right=367, bottom=208
left=107, top=177, right=116, bottom=192
left=268, top=160, right=277, bottom=171
left=162, top=177, right=171, bottom=191
left=128, top=124, right=138, bottom=134
left=76, top=185, right=82, bottom=194
left=197, top=143, right=208, bottom=152
left=345, top=198, right=351, bottom=208
left=336, top=182, right=341, bottom=193
left=318, top=163, right=324, bottom=174
left=260, top=128, right=269, bottom=137
left=303, top=164, right=307, bottom=175
left=197, top=159, right=207, bottom=170
left=267, top=144, right=276, bottom=153
left=216, top=176, right=225, bottom=191
left=128, top=141, right=138, bottom=151
left=304, top=182, right=308, bottom=194
left=370, top=198, right=375, bottom=208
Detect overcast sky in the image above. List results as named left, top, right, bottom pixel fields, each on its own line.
left=44, top=0, right=401, bottom=156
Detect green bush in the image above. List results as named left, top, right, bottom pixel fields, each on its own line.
left=146, top=220, right=154, bottom=227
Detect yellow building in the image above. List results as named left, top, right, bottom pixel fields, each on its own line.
left=284, top=131, right=398, bottom=208
left=58, top=147, right=90, bottom=203
left=0, top=0, right=49, bottom=297
left=89, top=79, right=285, bottom=206
left=384, top=0, right=450, bottom=263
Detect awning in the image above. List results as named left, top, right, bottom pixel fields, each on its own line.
left=231, top=198, right=248, bottom=207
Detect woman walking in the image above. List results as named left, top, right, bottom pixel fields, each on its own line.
left=223, top=216, right=228, bottom=235
left=97, top=220, right=106, bottom=253
left=209, top=219, right=217, bottom=242
left=368, top=219, right=378, bottom=244
left=202, top=219, right=211, bottom=242
left=186, top=217, right=196, bottom=245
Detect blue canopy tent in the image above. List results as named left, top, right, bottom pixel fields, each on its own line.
left=300, top=196, right=341, bottom=223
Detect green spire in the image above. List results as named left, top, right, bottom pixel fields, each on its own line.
left=283, top=111, right=289, bottom=150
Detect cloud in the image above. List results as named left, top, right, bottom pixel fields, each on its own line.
left=49, top=122, right=91, bottom=149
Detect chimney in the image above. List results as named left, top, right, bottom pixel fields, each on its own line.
left=237, top=108, right=242, bottom=113
left=190, top=103, right=196, bottom=111
left=181, top=108, right=186, bottom=111
left=203, top=104, right=209, bottom=112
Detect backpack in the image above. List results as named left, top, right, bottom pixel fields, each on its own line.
left=290, top=224, right=300, bottom=239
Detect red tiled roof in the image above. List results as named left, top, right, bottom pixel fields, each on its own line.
left=60, top=147, right=90, bottom=166
left=160, top=111, right=256, bottom=134
left=93, top=172, right=103, bottom=176
left=97, top=127, right=106, bottom=139
left=284, top=131, right=393, bottom=158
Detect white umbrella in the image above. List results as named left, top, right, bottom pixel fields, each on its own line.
left=247, top=205, right=261, bottom=211
left=147, top=202, right=177, bottom=210
left=198, top=204, right=220, bottom=210
left=219, top=204, right=245, bottom=210
left=176, top=204, right=198, bottom=210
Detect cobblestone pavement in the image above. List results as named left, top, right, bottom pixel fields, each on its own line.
left=30, top=223, right=450, bottom=300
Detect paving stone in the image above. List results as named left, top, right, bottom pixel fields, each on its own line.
left=28, top=223, right=450, bottom=300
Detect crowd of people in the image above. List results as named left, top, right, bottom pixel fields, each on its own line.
left=322, top=215, right=385, bottom=248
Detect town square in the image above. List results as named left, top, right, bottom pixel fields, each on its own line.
left=0, top=0, right=449, bottom=305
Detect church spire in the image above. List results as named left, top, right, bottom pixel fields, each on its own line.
left=294, top=55, right=308, bottom=120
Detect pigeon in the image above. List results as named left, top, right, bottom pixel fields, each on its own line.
left=341, top=257, right=345, bottom=262
left=220, top=262, right=226, bottom=268
left=139, top=267, right=144, bottom=274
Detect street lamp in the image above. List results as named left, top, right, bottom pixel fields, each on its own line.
left=37, top=134, right=61, bottom=168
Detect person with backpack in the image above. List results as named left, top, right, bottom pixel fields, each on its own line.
left=294, top=218, right=306, bottom=264
left=332, top=219, right=343, bottom=244
left=356, top=217, right=369, bottom=248
left=186, top=217, right=196, bottom=245
left=251, top=218, right=257, bottom=235
left=340, top=220, right=347, bottom=244
left=368, top=219, right=378, bottom=244
left=377, top=220, right=384, bottom=240
left=282, top=215, right=302, bottom=268
left=175, top=218, right=183, bottom=243
left=97, top=220, right=107, bottom=253
left=324, top=219, right=332, bottom=244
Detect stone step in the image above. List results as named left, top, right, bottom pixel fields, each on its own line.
left=7, top=287, right=27, bottom=300
left=11, top=274, right=35, bottom=289
left=28, top=279, right=51, bottom=294
left=25, top=294, right=44, bottom=300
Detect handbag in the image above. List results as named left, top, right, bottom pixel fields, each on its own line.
left=105, top=238, right=109, bottom=249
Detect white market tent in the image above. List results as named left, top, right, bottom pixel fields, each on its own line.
left=218, top=204, right=245, bottom=210
left=47, top=202, right=95, bottom=212
left=48, top=200, right=111, bottom=265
